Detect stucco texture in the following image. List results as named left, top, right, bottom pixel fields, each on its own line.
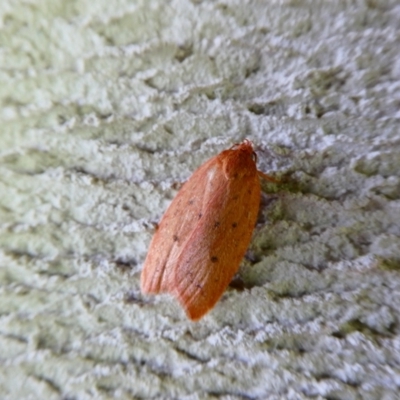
left=1, top=0, right=400, bottom=399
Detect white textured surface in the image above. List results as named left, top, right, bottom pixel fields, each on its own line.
left=1, top=0, right=400, bottom=399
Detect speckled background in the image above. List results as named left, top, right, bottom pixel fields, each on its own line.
left=1, top=0, right=400, bottom=399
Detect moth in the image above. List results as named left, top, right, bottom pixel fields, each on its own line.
left=141, top=140, right=274, bottom=320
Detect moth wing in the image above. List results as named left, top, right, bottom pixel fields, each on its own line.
left=171, top=167, right=261, bottom=320
left=140, top=157, right=220, bottom=294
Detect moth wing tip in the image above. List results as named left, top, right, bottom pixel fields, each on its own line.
left=175, top=292, right=211, bottom=321
left=140, top=276, right=160, bottom=294
left=185, top=306, right=207, bottom=321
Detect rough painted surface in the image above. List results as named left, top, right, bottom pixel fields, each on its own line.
left=1, top=0, right=400, bottom=399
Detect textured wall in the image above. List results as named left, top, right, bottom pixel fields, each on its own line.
left=1, top=0, right=400, bottom=399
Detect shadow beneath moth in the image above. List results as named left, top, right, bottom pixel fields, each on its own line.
left=141, top=139, right=275, bottom=321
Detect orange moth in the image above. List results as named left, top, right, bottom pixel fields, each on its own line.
left=141, top=139, right=274, bottom=321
